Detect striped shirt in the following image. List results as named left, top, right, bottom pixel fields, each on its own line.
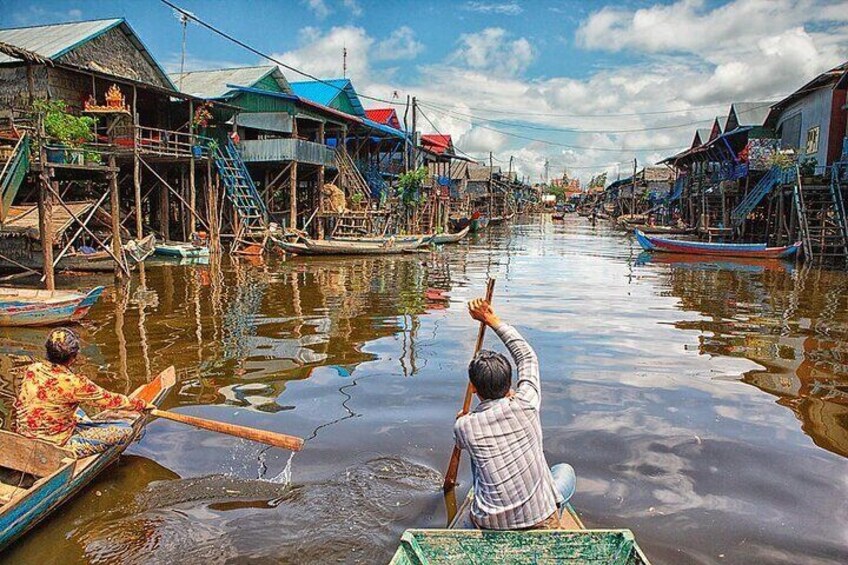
left=453, top=323, right=557, bottom=530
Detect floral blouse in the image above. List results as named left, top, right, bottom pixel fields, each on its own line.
left=14, top=362, right=146, bottom=446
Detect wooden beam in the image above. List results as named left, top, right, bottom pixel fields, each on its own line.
left=109, top=155, right=124, bottom=282
left=133, top=85, right=143, bottom=238
left=141, top=157, right=210, bottom=233
left=37, top=173, right=55, bottom=291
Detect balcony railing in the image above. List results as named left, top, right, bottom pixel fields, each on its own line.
left=239, top=138, right=335, bottom=167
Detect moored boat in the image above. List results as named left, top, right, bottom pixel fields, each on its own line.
left=154, top=241, right=210, bottom=258
left=488, top=212, right=515, bottom=226
left=274, top=236, right=426, bottom=256
left=0, top=367, right=175, bottom=550
left=390, top=489, right=650, bottom=564
left=0, top=286, right=105, bottom=326
left=0, top=234, right=156, bottom=274
left=331, top=234, right=434, bottom=246
left=432, top=226, right=470, bottom=245
left=634, top=229, right=802, bottom=259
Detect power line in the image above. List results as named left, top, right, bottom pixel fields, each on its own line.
left=415, top=99, right=735, bottom=118
left=159, top=0, right=404, bottom=107
left=419, top=101, right=720, bottom=134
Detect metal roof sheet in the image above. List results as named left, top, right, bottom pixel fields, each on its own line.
left=728, top=102, right=774, bottom=128
left=171, top=65, right=289, bottom=99
left=0, top=18, right=122, bottom=64
left=365, top=108, right=400, bottom=128
left=289, top=78, right=365, bottom=116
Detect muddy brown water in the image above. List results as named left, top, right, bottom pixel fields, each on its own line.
left=1, top=215, right=847, bottom=564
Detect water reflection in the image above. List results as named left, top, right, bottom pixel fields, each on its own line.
left=0, top=217, right=847, bottom=564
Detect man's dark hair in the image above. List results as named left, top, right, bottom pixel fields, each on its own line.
left=45, top=327, right=80, bottom=365
left=468, top=350, right=512, bottom=400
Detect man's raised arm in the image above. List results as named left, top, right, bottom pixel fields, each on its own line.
left=467, top=299, right=541, bottom=409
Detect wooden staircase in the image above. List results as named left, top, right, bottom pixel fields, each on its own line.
left=0, top=133, right=30, bottom=226
left=214, top=138, right=268, bottom=251
left=793, top=164, right=848, bottom=263
left=334, top=147, right=371, bottom=204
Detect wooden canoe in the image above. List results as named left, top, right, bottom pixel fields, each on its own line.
left=390, top=489, right=651, bottom=564
left=154, top=241, right=210, bottom=258
left=275, top=236, right=426, bottom=256
left=634, top=229, right=802, bottom=259
left=432, top=226, right=470, bottom=245
left=0, top=235, right=156, bottom=274
left=488, top=212, right=515, bottom=226
left=0, top=286, right=104, bottom=327
left=331, top=234, right=434, bottom=246
left=0, top=366, right=176, bottom=551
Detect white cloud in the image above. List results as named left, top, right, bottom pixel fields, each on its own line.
left=375, top=26, right=424, bottom=61
left=303, top=0, right=331, bottom=20
left=12, top=6, right=84, bottom=25
left=342, top=0, right=362, bottom=17
left=274, top=26, right=373, bottom=79
left=450, top=28, right=534, bottom=76
left=462, top=2, right=524, bottom=16
left=269, top=1, right=848, bottom=183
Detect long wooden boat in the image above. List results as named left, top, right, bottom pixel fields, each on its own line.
left=390, top=489, right=650, bottom=564
left=432, top=226, right=470, bottom=245
left=487, top=212, right=515, bottom=226
left=0, top=366, right=175, bottom=551
left=631, top=224, right=694, bottom=235
left=154, top=240, right=210, bottom=258
left=331, top=234, right=434, bottom=246
left=0, top=286, right=104, bottom=327
left=634, top=229, right=802, bottom=259
left=274, top=236, right=426, bottom=256
left=0, top=235, right=156, bottom=274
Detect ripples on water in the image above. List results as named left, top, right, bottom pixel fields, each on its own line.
left=1, top=215, right=847, bottom=564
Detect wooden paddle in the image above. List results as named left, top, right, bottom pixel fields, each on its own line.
left=443, top=277, right=496, bottom=491
left=151, top=409, right=305, bottom=452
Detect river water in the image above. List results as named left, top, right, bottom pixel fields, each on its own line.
left=1, top=215, right=847, bottom=564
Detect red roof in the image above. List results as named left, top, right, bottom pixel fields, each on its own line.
left=365, top=108, right=401, bottom=129
left=421, top=134, right=453, bottom=154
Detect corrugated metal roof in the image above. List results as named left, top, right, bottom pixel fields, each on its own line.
left=171, top=65, right=289, bottom=99
left=289, top=78, right=365, bottom=116
left=0, top=18, right=122, bottom=64
left=729, top=102, right=774, bottom=128
left=421, top=134, right=452, bottom=154
left=365, top=108, right=400, bottom=128
left=234, top=112, right=293, bottom=133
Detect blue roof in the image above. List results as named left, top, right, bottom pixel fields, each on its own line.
left=289, top=78, right=365, bottom=117
left=362, top=118, right=407, bottom=140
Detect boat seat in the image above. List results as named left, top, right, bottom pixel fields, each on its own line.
left=0, top=481, right=26, bottom=504
left=0, top=430, right=73, bottom=478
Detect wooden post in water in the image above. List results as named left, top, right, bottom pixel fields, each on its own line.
left=109, top=154, right=124, bottom=282
left=38, top=175, right=55, bottom=291
left=317, top=122, right=325, bottom=238
left=290, top=118, right=299, bottom=230
left=132, top=86, right=143, bottom=239
left=189, top=99, right=196, bottom=239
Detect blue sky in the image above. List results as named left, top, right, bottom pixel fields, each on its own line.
left=3, top=0, right=848, bottom=181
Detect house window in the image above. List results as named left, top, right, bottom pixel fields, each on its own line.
left=779, top=113, right=802, bottom=150
left=805, top=126, right=820, bottom=155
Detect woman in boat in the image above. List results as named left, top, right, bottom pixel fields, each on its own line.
left=14, top=328, right=154, bottom=458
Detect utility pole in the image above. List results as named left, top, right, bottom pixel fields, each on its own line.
left=178, top=12, right=188, bottom=91
left=489, top=151, right=494, bottom=217
left=403, top=95, right=410, bottom=173
left=411, top=96, right=418, bottom=169
left=631, top=157, right=637, bottom=219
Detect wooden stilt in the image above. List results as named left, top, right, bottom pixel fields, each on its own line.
left=132, top=86, right=143, bottom=239
left=206, top=157, right=220, bottom=254
left=160, top=168, right=170, bottom=240
left=109, top=154, right=124, bottom=282
left=289, top=161, right=298, bottom=230
left=189, top=100, right=196, bottom=238
left=317, top=122, right=325, bottom=239
left=38, top=174, right=55, bottom=290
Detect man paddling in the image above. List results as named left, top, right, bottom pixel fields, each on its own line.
left=14, top=328, right=154, bottom=458
left=454, top=298, right=576, bottom=530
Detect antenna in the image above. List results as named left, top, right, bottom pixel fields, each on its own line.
left=343, top=46, right=347, bottom=78
left=174, top=10, right=190, bottom=90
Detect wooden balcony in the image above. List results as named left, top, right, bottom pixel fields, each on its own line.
left=239, top=138, right=335, bottom=167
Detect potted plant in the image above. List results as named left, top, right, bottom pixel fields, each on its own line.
left=84, top=149, right=102, bottom=166
left=34, top=99, right=97, bottom=164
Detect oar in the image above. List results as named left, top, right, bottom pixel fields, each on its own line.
left=443, top=277, right=496, bottom=491
left=151, top=409, right=305, bottom=452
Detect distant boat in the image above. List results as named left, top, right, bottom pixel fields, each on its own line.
left=432, top=226, right=470, bottom=245
left=0, top=286, right=104, bottom=326
left=634, top=229, right=802, bottom=259
left=488, top=212, right=515, bottom=226
left=274, top=236, right=426, bottom=256
left=154, top=241, right=210, bottom=258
